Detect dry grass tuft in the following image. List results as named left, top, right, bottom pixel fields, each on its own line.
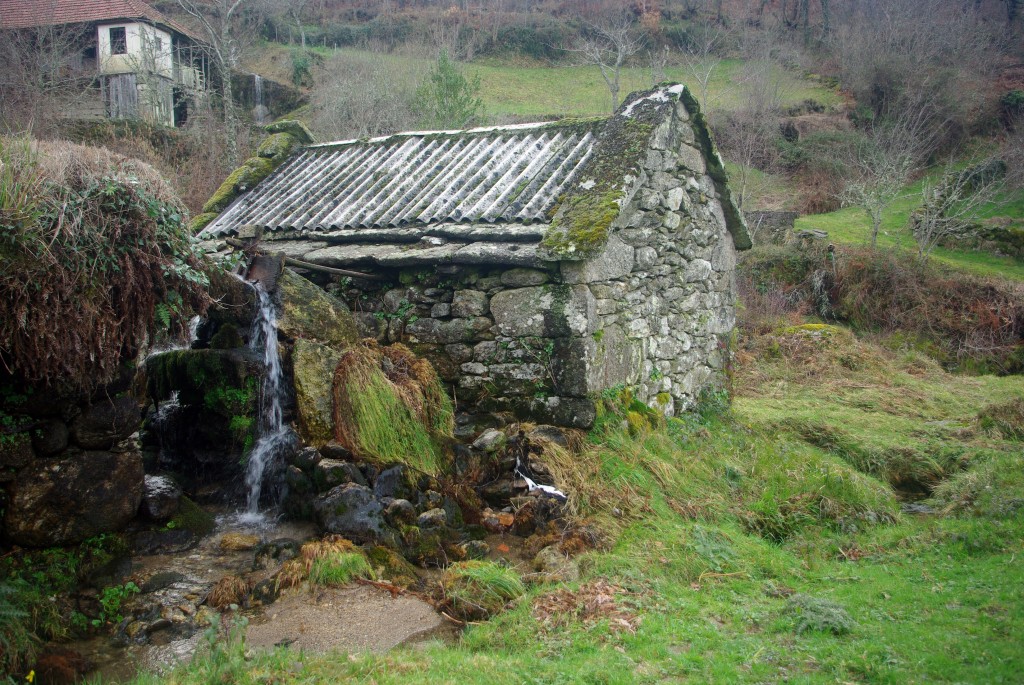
left=532, top=580, right=641, bottom=634
left=206, top=575, right=252, bottom=609
left=0, top=136, right=210, bottom=389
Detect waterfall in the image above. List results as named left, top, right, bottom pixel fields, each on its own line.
left=242, top=282, right=289, bottom=519
left=252, top=74, right=269, bottom=124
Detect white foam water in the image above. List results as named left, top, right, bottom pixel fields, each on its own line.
left=243, top=282, right=290, bottom=518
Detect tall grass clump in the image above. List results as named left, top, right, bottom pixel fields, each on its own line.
left=0, top=136, right=210, bottom=390
left=0, top=581, right=36, bottom=676
left=332, top=341, right=454, bottom=474
left=440, top=561, right=525, bottom=621
left=309, top=552, right=372, bottom=587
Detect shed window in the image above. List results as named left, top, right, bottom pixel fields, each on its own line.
left=109, top=27, right=127, bottom=55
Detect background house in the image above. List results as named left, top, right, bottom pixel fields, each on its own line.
left=0, top=0, right=208, bottom=127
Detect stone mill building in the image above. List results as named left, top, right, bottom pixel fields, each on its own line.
left=200, top=85, right=752, bottom=428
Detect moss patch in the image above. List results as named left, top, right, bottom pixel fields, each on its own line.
left=201, top=156, right=275, bottom=215
left=276, top=268, right=358, bottom=347
left=170, top=496, right=215, bottom=536
left=189, top=212, right=220, bottom=233
left=264, top=119, right=315, bottom=144
left=331, top=342, right=454, bottom=475
left=540, top=93, right=664, bottom=260
left=257, top=132, right=301, bottom=163
left=293, top=339, right=343, bottom=448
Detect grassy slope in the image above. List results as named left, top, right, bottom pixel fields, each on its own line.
left=246, top=44, right=840, bottom=120
left=140, top=328, right=1024, bottom=685
left=795, top=183, right=1024, bottom=281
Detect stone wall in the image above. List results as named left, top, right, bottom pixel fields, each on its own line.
left=322, top=96, right=736, bottom=429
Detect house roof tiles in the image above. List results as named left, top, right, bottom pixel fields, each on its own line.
left=0, top=0, right=200, bottom=42
left=201, top=120, right=603, bottom=238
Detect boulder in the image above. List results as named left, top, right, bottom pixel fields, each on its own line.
left=140, top=474, right=182, bottom=522
left=312, top=483, right=396, bottom=545
left=276, top=268, right=358, bottom=348
left=4, top=449, right=144, bottom=546
left=313, top=458, right=366, bottom=490
left=533, top=545, right=580, bottom=582
left=31, top=419, right=69, bottom=456
left=69, top=395, right=141, bottom=450
left=292, top=339, right=343, bottom=449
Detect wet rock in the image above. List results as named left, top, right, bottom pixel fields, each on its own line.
left=417, top=508, right=447, bottom=528
left=292, top=339, right=343, bottom=449
left=315, top=458, right=366, bottom=490
left=527, top=424, right=575, bottom=450
left=313, top=483, right=395, bottom=545
left=254, top=538, right=301, bottom=570
left=291, top=446, right=322, bottom=471
left=384, top=498, right=416, bottom=526
left=249, top=578, right=281, bottom=606
left=459, top=540, right=490, bottom=560
left=373, top=465, right=414, bottom=500
left=481, top=508, right=515, bottom=533
left=472, top=428, right=506, bottom=453
left=69, top=395, right=141, bottom=450
left=140, top=475, right=182, bottom=522
left=141, top=571, right=185, bottom=594
left=220, top=533, right=260, bottom=551
left=3, top=449, right=144, bottom=546
left=533, top=545, right=580, bottom=582
left=132, top=529, right=198, bottom=555
left=276, top=268, right=358, bottom=348
left=285, top=465, right=313, bottom=494
left=31, top=419, right=69, bottom=456
left=319, top=442, right=353, bottom=461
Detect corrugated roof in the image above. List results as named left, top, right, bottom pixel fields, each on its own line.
left=0, top=0, right=201, bottom=42
left=201, top=122, right=601, bottom=238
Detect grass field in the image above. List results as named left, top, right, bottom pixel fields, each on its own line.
left=135, top=325, right=1024, bottom=685
left=795, top=182, right=1024, bottom=281
left=246, top=44, right=841, bottom=121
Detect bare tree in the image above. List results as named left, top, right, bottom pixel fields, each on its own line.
left=910, top=156, right=1006, bottom=262
left=680, top=14, right=724, bottom=113
left=564, top=12, right=646, bottom=113
left=0, top=24, right=90, bottom=134
left=713, top=32, right=788, bottom=210
left=175, top=0, right=267, bottom=166
left=841, top=102, right=942, bottom=248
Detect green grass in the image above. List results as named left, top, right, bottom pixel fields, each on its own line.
left=133, top=321, right=1024, bottom=685
left=260, top=45, right=840, bottom=121
left=795, top=180, right=1024, bottom=281
left=441, top=561, right=527, bottom=620
left=308, top=551, right=373, bottom=587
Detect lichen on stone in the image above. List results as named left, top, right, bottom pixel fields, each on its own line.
left=540, top=92, right=668, bottom=261
left=677, top=87, right=752, bottom=251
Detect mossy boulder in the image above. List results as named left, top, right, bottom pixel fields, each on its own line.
left=365, top=545, right=419, bottom=588
left=276, top=268, right=358, bottom=347
left=201, top=156, right=276, bottom=215
left=257, top=132, right=301, bottom=163
left=293, top=339, right=343, bottom=449
left=144, top=348, right=261, bottom=407
left=264, top=119, right=316, bottom=144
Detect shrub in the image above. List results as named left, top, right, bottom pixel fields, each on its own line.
left=413, top=50, right=484, bottom=130
left=785, top=593, right=855, bottom=635
left=0, top=137, right=210, bottom=391
left=440, top=561, right=525, bottom=621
